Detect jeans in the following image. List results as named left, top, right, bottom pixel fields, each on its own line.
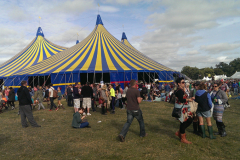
left=91, top=98, right=96, bottom=111
left=50, top=97, right=57, bottom=110
left=67, top=95, right=73, bottom=106
left=234, top=88, right=238, bottom=95
left=119, top=109, right=146, bottom=138
left=111, top=96, right=115, bottom=111
left=80, top=122, right=89, bottom=128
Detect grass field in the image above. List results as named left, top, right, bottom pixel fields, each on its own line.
left=0, top=98, right=239, bottom=160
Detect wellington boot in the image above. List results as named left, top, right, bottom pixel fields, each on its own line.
left=214, top=121, right=221, bottom=135
left=220, top=122, right=227, bottom=137
left=180, top=134, right=192, bottom=144
left=200, top=125, right=206, bottom=138
left=193, top=122, right=199, bottom=135
left=207, top=126, right=216, bottom=139
left=175, top=130, right=181, bottom=139
left=198, top=122, right=202, bottom=135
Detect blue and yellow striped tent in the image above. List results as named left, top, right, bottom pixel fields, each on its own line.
left=7, top=15, right=175, bottom=91
left=1, top=27, right=67, bottom=87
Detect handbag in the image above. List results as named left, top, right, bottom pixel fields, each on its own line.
left=99, top=98, right=104, bottom=104
left=172, top=104, right=184, bottom=118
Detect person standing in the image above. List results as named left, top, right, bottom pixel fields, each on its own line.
left=8, top=87, right=15, bottom=110
left=37, top=86, right=45, bottom=110
left=195, top=82, right=216, bottom=139
left=232, top=81, right=239, bottom=95
left=210, top=82, right=228, bottom=137
left=17, top=81, right=41, bottom=128
left=57, top=87, right=64, bottom=109
left=174, top=77, right=194, bottom=144
left=49, top=84, right=58, bottom=111
left=73, top=83, right=80, bottom=113
left=67, top=85, right=73, bottom=106
left=81, top=82, right=93, bottom=116
left=118, top=79, right=147, bottom=142
left=109, top=84, right=115, bottom=114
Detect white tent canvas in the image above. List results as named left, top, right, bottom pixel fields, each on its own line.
left=231, top=72, right=240, bottom=79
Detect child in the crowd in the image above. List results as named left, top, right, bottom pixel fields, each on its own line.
left=57, top=87, right=65, bottom=109
left=37, top=86, right=45, bottom=110
left=72, top=108, right=90, bottom=128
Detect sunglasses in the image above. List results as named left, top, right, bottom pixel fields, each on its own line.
left=214, top=86, right=218, bottom=87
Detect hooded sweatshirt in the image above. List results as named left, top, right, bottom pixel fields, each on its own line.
left=72, top=112, right=82, bottom=128
left=17, top=86, right=33, bottom=105
left=195, top=90, right=212, bottom=112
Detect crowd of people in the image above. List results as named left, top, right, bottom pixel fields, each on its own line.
left=0, top=77, right=238, bottom=142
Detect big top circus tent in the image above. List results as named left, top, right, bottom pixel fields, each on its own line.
left=0, top=27, right=67, bottom=88
left=1, top=14, right=177, bottom=92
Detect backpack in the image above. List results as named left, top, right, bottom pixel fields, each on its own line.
left=53, top=90, right=58, bottom=99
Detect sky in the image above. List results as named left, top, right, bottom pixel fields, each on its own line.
left=0, top=0, right=240, bottom=71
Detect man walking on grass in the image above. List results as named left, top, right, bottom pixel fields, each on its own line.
left=17, top=81, right=41, bottom=128
left=49, top=83, right=58, bottom=111
left=119, top=79, right=147, bottom=142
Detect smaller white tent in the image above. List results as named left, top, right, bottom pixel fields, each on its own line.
left=202, top=77, right=211, bottom=81
left=214, top=74, right=227, bottom=81
left=231, top=71, right=240, bottom=79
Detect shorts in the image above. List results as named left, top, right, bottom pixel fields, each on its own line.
left=196, top=110, right=211, bottom=118
left=58, top=96, right=62, bottom=100
left=74, top=99, right=80, bottom=108
left=82, top=98, right=91, bottom=109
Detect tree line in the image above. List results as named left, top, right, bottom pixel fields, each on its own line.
left=181, top=58, right=240, bottom=80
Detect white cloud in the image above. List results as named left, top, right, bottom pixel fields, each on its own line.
left=99, top=6, right=119, bottom=13
left=201, top=43, right=240, bottom=54
left=186, top=50, right=199, bottom=55
left=101, top=0, right=144, bottom=5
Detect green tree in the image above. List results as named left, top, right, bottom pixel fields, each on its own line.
left=215, top=62, right=234, bottom=77
left=181, top=66, right=202, bottom=80
left=214, top=68, right=224, bottom=75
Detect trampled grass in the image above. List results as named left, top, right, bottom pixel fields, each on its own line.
left=0, top=98, right=239, bottom=160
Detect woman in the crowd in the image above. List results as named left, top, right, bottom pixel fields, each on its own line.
left=45, top=86, right=50, bottom=107
left=37, top=86, right=45, bottom=110
left=57, top=87, right=64, bottom=109
left=100, top=85, right=108, bottom=115
left=185, top=83, right=190, bottom=96
left=174, top=77, right=194, bottom=144
left=210, top=82, right=228, bottom=137
left=109, top=84, right=115, bottom=114
left=8, top=87, right=15, bottom=110
left=195, top=82, right=215, bottom=139
left=4, top=87, right=10, bottom=100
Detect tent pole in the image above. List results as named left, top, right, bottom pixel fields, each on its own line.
left=87, top=73, right=88, bottom=82
left=33, top=76, right=34, bottom=87
left=72, top=73, right=73, bottom=83
left=44, top=76, right=45, bottom=86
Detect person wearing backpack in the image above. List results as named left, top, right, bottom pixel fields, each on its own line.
left=48, top=84, right=58, bottom=111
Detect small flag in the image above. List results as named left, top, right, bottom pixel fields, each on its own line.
left=98, top=3, right=100, bottom=7
left=39, top=16, right=41, bottom=19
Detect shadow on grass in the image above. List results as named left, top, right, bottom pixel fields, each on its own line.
left=0, top=134, right=11, bottom=145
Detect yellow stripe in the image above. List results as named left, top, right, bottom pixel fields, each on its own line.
left=102, top=32, right=129, bottom=70
left=0, top=37, right=38, bottom=74
left=2, top=38, right=39, bottom=76
left=38, top=38, right=44, bottom=62
left=95, top=32, right=102, bottom=71
left=101, top=32, right=116, bottom=70
left=80, top=32, right=99, bottom=70
left=53, top=83, right=76, bottom=86
left=158, top=80, right=174, bottom=83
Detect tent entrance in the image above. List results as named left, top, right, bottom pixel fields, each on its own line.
left=80, top=73, right=110, bottom=84
left=28, top=76, right=51, bottom=88
left=138, top=72, right=157, bottom=83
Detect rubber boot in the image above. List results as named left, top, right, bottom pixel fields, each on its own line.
left=214, top=121, right=221, bottom=135
left=207, top=126, right=216, bottom=139
left=199, top=125, right=206, bottom=138
left=220, top=122, right=227, bottom=137
left=193, top=122, right=199, bottom=135
left=180, top=133, right=192, bottom=144
left=175, top=130, right=181, bottom=139
left=198, top=122, right=202, bottom=135
left=101, top=105, right=106, bottom=115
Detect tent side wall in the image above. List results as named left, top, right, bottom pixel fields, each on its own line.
left=51, top=73, right=80, bottom=94
left=3, top=76, right=28, bottom=92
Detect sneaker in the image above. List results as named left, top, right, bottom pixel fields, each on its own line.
left=118, top=135, right=125, bottom=142
left=83, top=112, right=86, bottom=116
left=87, top=113, right=91, bottom=116
left=56, top=108, right=59, bottom=111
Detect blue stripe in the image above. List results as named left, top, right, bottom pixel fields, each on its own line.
left=88, top=33, right=99, bottom=71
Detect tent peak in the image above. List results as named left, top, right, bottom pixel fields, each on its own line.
left=96, top=14, right=103, bottom=25
left=121, top=32, right=127, bottom=40
left=36, top=27, right=44, bottom=37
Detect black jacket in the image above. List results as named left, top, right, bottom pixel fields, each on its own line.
left=17, top=86, right=33, bottom=105
left=8, top=89, right=15, bottom=102
left=81, top=85, right=93, bottom=98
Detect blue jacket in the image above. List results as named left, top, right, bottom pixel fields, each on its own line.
left=232, top=83, right=238, bottom=88
left=195, top=90, right=212, bottom=111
